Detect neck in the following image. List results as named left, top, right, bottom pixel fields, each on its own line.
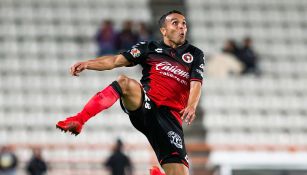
left=163, top=38, right=183, bottom=49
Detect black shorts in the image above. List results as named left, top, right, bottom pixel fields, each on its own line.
left=120, top=90, right=189, bottom=168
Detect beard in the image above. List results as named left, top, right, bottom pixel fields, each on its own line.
left=164, top=31, right=186, bottom=47
left=175, top=37, right=185, bottom=45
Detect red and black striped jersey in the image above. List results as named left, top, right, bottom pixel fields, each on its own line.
left=121, top=40, right=205, bottom=124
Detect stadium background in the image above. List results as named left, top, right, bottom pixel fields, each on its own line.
left=0, top=0, right=307, bottom=174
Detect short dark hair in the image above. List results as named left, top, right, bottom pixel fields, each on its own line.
left=158, top=10, right=184, bottom=28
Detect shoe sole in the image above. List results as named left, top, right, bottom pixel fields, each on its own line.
left=56, top=124, right=80, bottom=136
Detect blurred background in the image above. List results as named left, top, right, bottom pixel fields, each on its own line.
left=0, top=0, right=307, bottom=175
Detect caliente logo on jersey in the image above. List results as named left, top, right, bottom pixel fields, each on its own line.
left=155, top=61, right=189, bottom=79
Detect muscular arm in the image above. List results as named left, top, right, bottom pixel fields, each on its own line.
left=180, top=81, right=202, bottom=125
left=70, top=54, right=130, bottom=76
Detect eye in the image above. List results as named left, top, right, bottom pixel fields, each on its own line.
left=172, top=21, right=178, bottom=25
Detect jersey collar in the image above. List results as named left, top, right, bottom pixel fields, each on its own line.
left=159, top=40, right=190, bottom=53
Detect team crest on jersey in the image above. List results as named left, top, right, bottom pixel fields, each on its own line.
left=130, top=48, right=141, bottom=58
left=168, top=131, right=183, bottom=149
left=182, top=52, right=193, bottom=63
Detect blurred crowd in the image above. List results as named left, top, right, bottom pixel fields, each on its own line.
left=96, top=20, right=261, bottom=78
left=1, top=140, right=133, bottom=175
left=207, top=37, right=261, bottom=77
left=0, top=145, right=18, bottom=175
left=104, top=139, right=133, bottom=175
left=0, top=145, right=47, bottom=175
left=96, top=20, right=155, bottom=56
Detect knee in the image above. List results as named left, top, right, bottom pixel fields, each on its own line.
left=116, top=75, right=129, bottom=95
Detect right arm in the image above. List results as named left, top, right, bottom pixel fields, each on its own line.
left=70, top=54, right=130, bottom=76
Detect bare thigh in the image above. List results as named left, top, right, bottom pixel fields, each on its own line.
left=162, top=163, right=189, bottom=175
left=116, top=75, right=143, bottom=111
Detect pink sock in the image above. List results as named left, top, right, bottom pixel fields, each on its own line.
left=77, top=85, right=120, bottom=124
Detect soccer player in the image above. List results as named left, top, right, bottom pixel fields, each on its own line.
left=56, top=10, right=204, bottom=175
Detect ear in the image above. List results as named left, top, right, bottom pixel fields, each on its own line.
left=160, top=27, right=166, bottom=37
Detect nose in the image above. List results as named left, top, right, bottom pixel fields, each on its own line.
left=178, top=23, right=185, bottom=29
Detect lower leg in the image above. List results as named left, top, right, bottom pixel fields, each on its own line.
left=56, top=81, right=122, bottom=134
left=77, top=74, right=141, bottom=121
left=56, top=75, right=142, bottom=134
left=150, top=166, right=166, bottom=175
left=77, top=81, right=122, bottom=124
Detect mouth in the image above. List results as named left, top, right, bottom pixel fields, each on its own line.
left=179, top=33, right=185, bottom=37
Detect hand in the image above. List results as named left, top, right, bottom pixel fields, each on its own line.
left=70, top=61, right=88, bottom=76
left=180, top=106, right=196, bottom=125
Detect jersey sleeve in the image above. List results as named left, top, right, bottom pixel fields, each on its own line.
left=190, top=50, right=205, bottom=83
left=121, top=41, right=148, bottom=66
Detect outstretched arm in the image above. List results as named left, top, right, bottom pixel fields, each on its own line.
left=70, top=54, right=130, bottom=76
left=180, top=81, right=202, bottom=125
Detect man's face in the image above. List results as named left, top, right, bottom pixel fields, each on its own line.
left=161, top=13, right=187, bottom=46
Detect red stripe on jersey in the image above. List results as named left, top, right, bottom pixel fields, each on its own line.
left=181, top=160, right=190, bottom=168
left=170, top=110, right=182, bottom=125
left=145, top=59, right=190, bottom=125
left=171, top=152, right=180, bottom=155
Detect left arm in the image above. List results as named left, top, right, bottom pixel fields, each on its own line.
left=180, top=81, right=202, bottom=125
